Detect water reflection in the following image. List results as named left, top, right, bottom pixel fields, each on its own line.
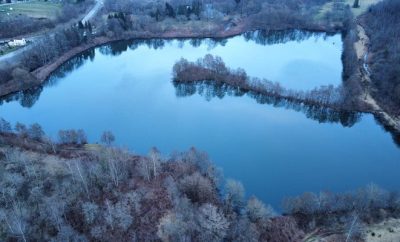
left=174, top=81, right=362, bottom=127
left=1, top=29, right=399, bottom=207
left=0, top=49, right=95, bottom=108
left=2, top=29, right=336, bottom=104
left=1, top=29, right=335, bottom=106
left=1, top=29, right=398, bottom=145
left=243, top=29, right=334, bottom=45
left=0, top=86, right=43, bottom=109
left=173, top=80, right=400, bottom=144
left=97, top=29, right=329, bottom=56
left=48, top=48, right=95, bottom=85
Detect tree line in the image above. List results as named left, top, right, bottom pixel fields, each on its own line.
left=0, top=118, right=292, bottom=241
left=0, top=0, right=354, bottom=99
left=283, top=184, right=400, bottom=240
left=1, top=117, right=398, bottom=241
left=362, top=0, right=400, bottom=117
left=101, top=0, right=346, bottom=36
left=173, top=54, right=350, bottom=110
left=0, top=0, right=94, bottom=39
left=173, top=80, right=362, bottom=127
left=0, top=20, right=94, bottom=88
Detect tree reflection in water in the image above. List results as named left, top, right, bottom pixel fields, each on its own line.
left=174, top=81, right=362, bottom=127
left=0, top=29, right=398, bottom=146
left=173, top=80, right=400, bottom=146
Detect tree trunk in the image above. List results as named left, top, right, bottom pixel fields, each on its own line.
left=353, top=0, right=360, bottom=8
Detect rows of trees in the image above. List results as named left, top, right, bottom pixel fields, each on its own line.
left=101, top=0, right=347, bottom=36
left=362, top=0, right=400, bottom=116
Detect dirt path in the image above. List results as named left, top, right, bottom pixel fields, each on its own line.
left=354, top=24, right=400, bottom=132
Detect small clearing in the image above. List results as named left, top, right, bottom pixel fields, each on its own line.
left=317, top=0, right=381, bottom=20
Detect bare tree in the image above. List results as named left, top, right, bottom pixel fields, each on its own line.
left=345, top=214, right=362, bottom=242
left=197, top=203, right=229, bottom=241
left=101, top=131, right=116, bottom=146
left=137, top=157, right=151, bottom=181
left=246, top=196, right=275, bottom=223
left=149, top=147, right=161, bottom=178
left=157, top=211, right=189, bottom=242
left=27, top=123, right=45, bottom=141
left=225, top=179, right=245, bottom=213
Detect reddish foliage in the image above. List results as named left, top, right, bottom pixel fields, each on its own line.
left=261, top=216, right=305, bottom=242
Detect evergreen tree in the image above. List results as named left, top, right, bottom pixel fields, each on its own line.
left=165, top=2, right=176, bottom=18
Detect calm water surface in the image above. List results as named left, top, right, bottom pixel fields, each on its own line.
left=1, top=31, right=399, bottom=208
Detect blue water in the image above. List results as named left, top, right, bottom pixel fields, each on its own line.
left=1, top=32, right=399, bottom=209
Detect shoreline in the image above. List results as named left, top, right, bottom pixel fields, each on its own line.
left=354, top=23, right=400, bottom=133
left=1, top=22, right=399, bottom=134
left=32, top=25, right=337, bottom=85
left=0, top=22, right=335, bottom=98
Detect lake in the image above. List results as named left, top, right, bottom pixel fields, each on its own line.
left=1, top=30, right=399, bottom=209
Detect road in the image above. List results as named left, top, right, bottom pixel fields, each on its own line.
left=82, top=0, right=103, bottom=23
left=0, top=0, right=103, bottom=62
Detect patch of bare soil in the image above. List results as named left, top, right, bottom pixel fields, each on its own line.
left=365, top=218, right=400, bottom=242
left=355, top=24, right=400, bottom=132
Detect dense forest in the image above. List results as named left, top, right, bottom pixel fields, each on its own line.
left=0, top=119, right=296, bottom=241
left=361, top=0, right=400, bottom=116
left=1, top=0, right=400, bottom=240
left=1, top=118, right=400, bottom=241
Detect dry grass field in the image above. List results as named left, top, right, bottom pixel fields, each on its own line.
left=0, top=0, right=61, bottom=19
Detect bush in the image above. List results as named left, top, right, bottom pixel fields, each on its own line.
left=179, top=172, right=216, bottom=204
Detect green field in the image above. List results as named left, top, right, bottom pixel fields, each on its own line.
left=0, top=1, right=61, bottom=19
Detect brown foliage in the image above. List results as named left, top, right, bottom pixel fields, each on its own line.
left=261, top=216, right=305, bottom=242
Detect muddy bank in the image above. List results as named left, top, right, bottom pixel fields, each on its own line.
left=0, top=19, right=337, bottom=99
left=3, top=20, right=398, bottom=134
left=32, top=24, right=249, bottom=82
left=354, top=23, right=400, bottom=133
